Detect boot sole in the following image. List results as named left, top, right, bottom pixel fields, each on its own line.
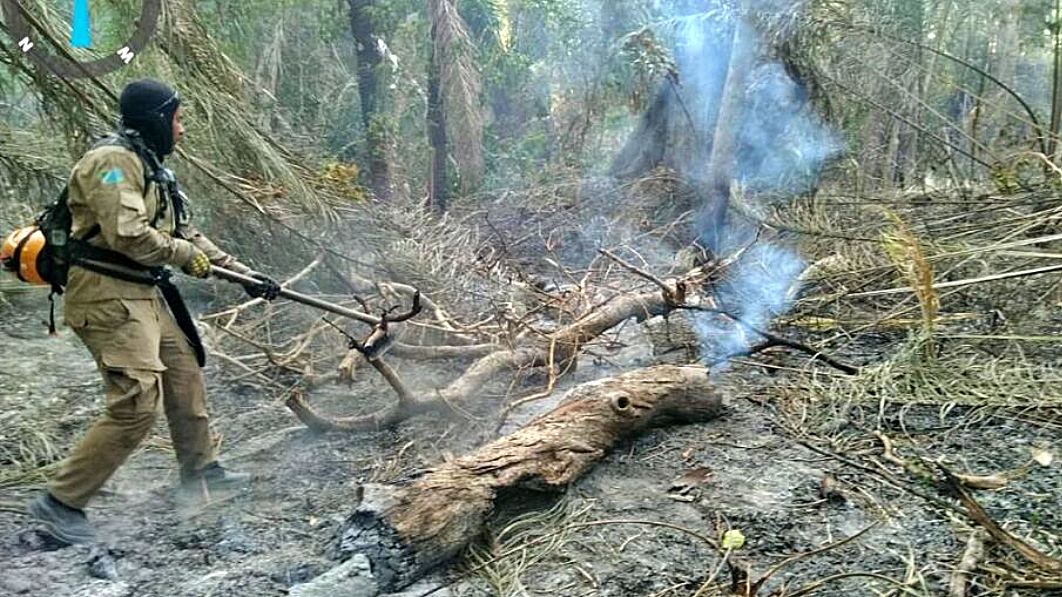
left=27, top=499, right=95, bottom=546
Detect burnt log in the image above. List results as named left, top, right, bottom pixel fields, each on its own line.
left=336, top=365, right=724, bottom=591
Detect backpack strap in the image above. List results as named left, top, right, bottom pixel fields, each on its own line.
left=92, top=132, right=157, bottom=189
left=85, top=131, right=167, bottom=230
left=10, top=229, right=34, bottom=283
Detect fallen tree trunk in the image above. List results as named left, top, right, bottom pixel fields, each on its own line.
left=333, top=365, right=724, bottom=592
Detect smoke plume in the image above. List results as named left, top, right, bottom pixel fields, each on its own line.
left=668, top=2, right=842, bottom=366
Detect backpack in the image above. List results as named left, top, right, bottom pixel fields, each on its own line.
left=34, top=133, right=161, bottom=293
left=34, top=186, right=79, bottom=293
left=17, top=134, right=168, bottom=335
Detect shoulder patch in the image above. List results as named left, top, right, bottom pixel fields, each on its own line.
left=100, top=167, right=125, bottom=185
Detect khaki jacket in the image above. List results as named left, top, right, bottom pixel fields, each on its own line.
left=64, top=144, right=248, bottom=303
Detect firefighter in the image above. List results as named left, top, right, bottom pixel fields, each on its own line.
left=24, top=79, right=281, bottom=545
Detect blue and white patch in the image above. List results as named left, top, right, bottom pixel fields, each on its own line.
left=100, top=167, right=125, bottom=185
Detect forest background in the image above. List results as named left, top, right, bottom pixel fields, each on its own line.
left=0, top=0, right=1061, bottom=596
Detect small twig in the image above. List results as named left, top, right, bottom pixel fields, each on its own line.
left=1005, top=579, right=1062, bottom=589
left=492, top=337, right=574, bottom=434
left=876, top=432, right=1010, bottom=490
left=211, top=349, right=279, bottom=386
left=849, top=263, right=1062, bottom=298
left=781, top=571, right=920, bottom=597
left=410, top=517, right=722, bottom=597
left=787, top=434, right=965, bottom=516
left=691, top=547, right=732, bottom=597
left=682, top=305, right=860, bottom=375
left=350, top=293, right=372, bottom=313
left=949, top=530, right=986, bottom=597
left=873, top=431, right=937, bottom=487
left=750, top=521, right=881, bottom=595
left=0, top=501, right=26, bottom=515
left=213, top=324, right=303, bottom=375
left=388, top=290, right=423, bottom=322
left=598, top=248, right=677, bottom=300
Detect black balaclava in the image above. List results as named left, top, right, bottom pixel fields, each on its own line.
left=119, top=79, right=181, bottom=158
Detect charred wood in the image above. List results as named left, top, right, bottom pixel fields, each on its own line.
left=334, top=365, right=725, bottom=591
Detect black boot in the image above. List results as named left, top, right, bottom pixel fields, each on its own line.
left=26, top=493, right=95, bottom=545
left=180, top=462, right=251, bottom=492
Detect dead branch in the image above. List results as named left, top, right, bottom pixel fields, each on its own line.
left=388, top=342, right=500, bottom=359
left=285, top=389, right=434, bottom=433
left=598, top=248, right=678, bottom=301
left=936, top=463, right=1062, bottom=573
left=1005, top=579, right=1062, bottom=590
left=328, top=258, right=489, bottom=344
left=337, top=290, right=423, bottom=360
left=333, top=365, right=724, bottom=591
left=682, top=305, right=860, bottom=374
left=876, top=432, right=1014, bottom=490
left=290, top=271, right=701, bottom=431
left=214, top=323, right=305, bottom=376
left=949, top=530, right=986, bottom=597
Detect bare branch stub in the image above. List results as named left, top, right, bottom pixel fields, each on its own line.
left=335, top=289, right=425, bottom=359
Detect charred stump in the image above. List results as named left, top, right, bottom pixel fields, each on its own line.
left=335, top=365, right=724, bottom=591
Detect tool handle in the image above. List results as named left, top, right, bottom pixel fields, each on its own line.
left=210, top=265, right=378, bottom=324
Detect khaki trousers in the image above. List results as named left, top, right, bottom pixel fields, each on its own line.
left=48, top=296, right=215, bottom=509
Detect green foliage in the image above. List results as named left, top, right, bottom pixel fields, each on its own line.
left=3, top=0, right=1059, bottom=225
left=620, top=27, right=677, bottom=112
left=367, top=113, right=398, bottom=159
left=460, top=0, right=505, bottom=43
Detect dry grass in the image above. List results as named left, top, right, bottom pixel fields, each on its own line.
left=801, top=338, right=1060, bottom=409
left=750, top=183, right=1062, bottom=597
left=0, top=424, right=64, bottom=489
left=465, top=496, right=594, bottom=597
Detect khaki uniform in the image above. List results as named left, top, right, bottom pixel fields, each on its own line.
left=48, top=144, right=250, bottom=509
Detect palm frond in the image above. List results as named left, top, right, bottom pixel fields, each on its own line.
left=429, top=0, right=486, bottom=189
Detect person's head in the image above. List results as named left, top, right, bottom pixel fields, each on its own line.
left=118, top=79, right=182, bottom=157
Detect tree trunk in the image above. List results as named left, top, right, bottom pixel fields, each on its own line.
left=427, top=22, right=449, bottom=213
left=334, top=365, right=724, bottom=592
left=984, top=0, right=1020, bottom=152
left=350, top=0, right=379, bottom=132
left=349, top=0, right=393, bottom=202
left=610, top=82, right=677, bottom=179
left=899, top=0, right=925, bottom=187
left=699, top=17, right=755, bottom=254
left=1050, top=0, right=1062, bottom=159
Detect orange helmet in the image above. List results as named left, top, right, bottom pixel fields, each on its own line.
left=1, top=226, right=48, bottom=285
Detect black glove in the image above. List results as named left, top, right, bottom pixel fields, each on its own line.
left=244, top=271, right=281, bottom=301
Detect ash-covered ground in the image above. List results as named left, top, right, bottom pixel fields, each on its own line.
left=1, top=288, right=1060, bottom=597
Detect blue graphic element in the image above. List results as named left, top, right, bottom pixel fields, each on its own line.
left=101, top=167, right=124, bottom=185
left=71, top=0, right=91, bottom=49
